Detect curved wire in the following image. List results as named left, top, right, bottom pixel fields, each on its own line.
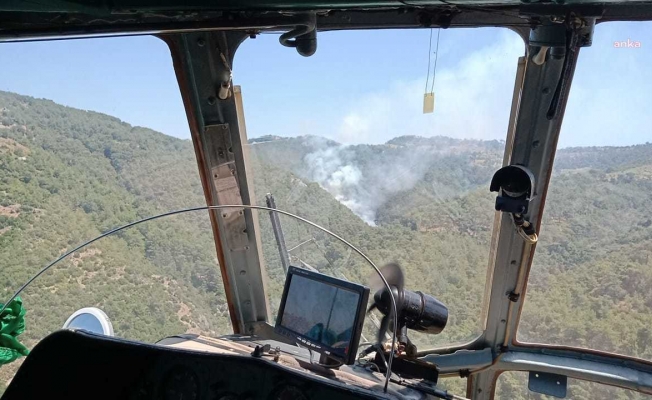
left=511, top=214, right=538, bottom=244
left=517, top=227, right=538, bottom=244
left=0, top=204, right=398, bottom=393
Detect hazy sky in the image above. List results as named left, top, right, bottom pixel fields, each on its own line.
left=0, top=21, right=649, bottom=148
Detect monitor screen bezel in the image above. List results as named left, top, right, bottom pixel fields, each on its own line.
left=274, top=266, right=370, bottom=365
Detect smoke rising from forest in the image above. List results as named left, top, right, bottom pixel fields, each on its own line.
left=303, top=138, right=435, bottom=225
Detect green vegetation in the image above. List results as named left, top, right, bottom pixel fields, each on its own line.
left=0, top=91, right=232, bottom=386
left=497, top=372, right=650, bottom=400
left=1, top=90, right=651, bottom=398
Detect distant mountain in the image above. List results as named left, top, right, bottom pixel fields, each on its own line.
left=1, top=90, right=652, bottom=399
left=555, top=143, right=652, bottom=172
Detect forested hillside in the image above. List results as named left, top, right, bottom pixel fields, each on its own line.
left=0, top=91, right=234, bottom=388
left=1, top=90, right=652, bottom=399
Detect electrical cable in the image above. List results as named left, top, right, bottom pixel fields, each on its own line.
left=376, top=343, right=389, bottom=370
left=368, top=363, right=381, bottom=373
left=511, top=214, right=538, bottom=244
left=516, top=226, right=538, bottom=244
left=0, top=204, right=399, bottom=393
left=279, top=13, right=317, bottom=53
left=279, top=25, right=313, bottom=47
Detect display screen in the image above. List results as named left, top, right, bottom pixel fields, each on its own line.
left=276, top=268, right=369, bottom=363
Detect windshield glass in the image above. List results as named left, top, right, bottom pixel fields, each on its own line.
left=238, top=27, right=524, bottom=348
left=0, top=26, right=523, bottom=392
left=0, top=37, right=234, bottom=391
left=517, top=21, right=652, bottom=359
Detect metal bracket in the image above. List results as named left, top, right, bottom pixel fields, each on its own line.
left=214, top=178, right=246, bottom=250
left=421, top=348, right=493, bottom=376
left=529, top=371, right=568, bottom=398
left=205, top=124, right=248, bottom=251
left=495, top=348, right=652, bottom=396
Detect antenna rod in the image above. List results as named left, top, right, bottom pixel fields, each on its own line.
left=287, top=238, right=313, bottom=253
left=266, top=193, right=291, bottom=274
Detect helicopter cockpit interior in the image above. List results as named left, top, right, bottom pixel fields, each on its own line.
left=1, top=1, right=652, bottom=399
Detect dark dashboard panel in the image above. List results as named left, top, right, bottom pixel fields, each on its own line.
left=1, top=331, right=388, bottom=400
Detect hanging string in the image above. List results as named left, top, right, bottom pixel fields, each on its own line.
left=424, top=28, right=434, bottom=94
left=430, top=28, right=441, bottom=93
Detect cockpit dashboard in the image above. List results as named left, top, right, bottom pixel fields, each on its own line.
left=2, top=330, right=439, bottom=400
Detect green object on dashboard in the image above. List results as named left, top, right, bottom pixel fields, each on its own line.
left=0, top=297, right=29, bottom=365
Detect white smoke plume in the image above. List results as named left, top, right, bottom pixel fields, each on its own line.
left=294, top=32, right=523, bottom=224
left=304, top=146, right=369, bottom=223
left=303, top=139, right=435, bottom=225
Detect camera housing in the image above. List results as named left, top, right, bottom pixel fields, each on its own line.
left=490, top=165, right=535, bottom=215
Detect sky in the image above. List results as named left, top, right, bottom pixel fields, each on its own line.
left=0, top=22, right=649, bottom=148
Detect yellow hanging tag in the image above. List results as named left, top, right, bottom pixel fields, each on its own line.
left=423, top=92, right=435, bottom=114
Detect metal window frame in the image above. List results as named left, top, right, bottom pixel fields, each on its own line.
left=464, top=19, right=648, bottom=398
left=161, top=31, right=271, bottom=334
left=420, top=18, right=652, bottom=400
left=5, top=4, right=652, bottom=398
left=159, top=20, right=652, bottom=398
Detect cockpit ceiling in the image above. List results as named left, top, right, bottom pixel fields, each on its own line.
left=2, top=0, right=652, bottom=42
left=2, top=0, right=652, bottom=18
left=3, top=0, right=652, bottom=12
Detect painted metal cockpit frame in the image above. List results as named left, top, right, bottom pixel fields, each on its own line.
left=3, top=1, right=652, bottom=398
